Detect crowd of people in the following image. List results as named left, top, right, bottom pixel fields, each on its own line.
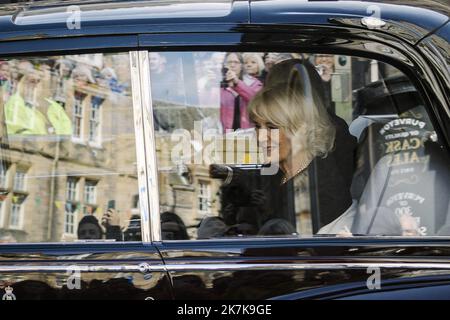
left=149, top=51, right=335, bottom=133
left=76, top=208, right=190, bottom=241
left=196, top=52, right=325, bottom=132
left=0, top=56, right=128, bottom=102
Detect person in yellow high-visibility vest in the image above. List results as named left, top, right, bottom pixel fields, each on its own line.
left=4, top=64, right=72, bottom=136
left=46, top=98, right=73, bottom=135
left=5, top=93, right=48, bottom=135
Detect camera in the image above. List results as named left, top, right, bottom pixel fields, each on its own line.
left=220, top=67, right=229, bottom=88
left=107, top=199, right=115, bottom=210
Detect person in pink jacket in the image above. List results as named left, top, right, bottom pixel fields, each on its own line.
left=220, top=52, right=263, bottom=132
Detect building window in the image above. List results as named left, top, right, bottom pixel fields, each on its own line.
left=13, top=170, right=27, bottom=192
left=73, top=92, right=85, bottom=139
left=64, top=202, right=77, bottom=235
left=132, top=194, right=139, bottom=209
left=198, top=182, right=210, bottom=213
left=0, top=163, right=8, bottom=188
left=89, top=97, right=103, bottom=144
left=66, top=177, right=79, bottom=202
left=84, top=180, right=97, bottom=205
left=10, top=195, right=25, bottom=229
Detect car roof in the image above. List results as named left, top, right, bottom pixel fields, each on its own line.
left=0, top=0, right=448, bottom=44
left=251, top=0, right=449, bottom=45
left=0, top=0, right=249, bottom=42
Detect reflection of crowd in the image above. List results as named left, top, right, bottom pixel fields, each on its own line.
left=219, top=52, right=263, bottom=131
left=131, top=52, right=334, bottom=134
left=0, top=57, right=128, bottom=102
left=0, top=57, right=128, bottom=136
left=0, top=56, right=133, bottom=243
left=77, top=209, right=141, bottom=241
left=193, top=52, right=334, bottom=132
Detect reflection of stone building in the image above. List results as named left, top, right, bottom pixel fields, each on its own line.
left=156, top=131, right=222, bottom=239
left=0, top=53, right=138, bottom=243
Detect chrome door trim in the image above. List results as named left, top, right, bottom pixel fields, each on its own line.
left=138, top=50, right=161, bottom=242
left=163, top=262, right=450, bottom=271
left=2, top=262, right=450, bottom=273
left=130, top=51, right=152, bottom=243
left=0, top=263, right=165, bottom=273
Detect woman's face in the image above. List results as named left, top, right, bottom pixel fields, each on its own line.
left=314, top=55, right=334, bottom=70
left=59, top=62, right=71, bottom=78
left=254, top=119, right=291, bottom=164
left=78, top=223, right=102, bottom=239
left=244, top=57, right=259, bottom=76
left=211, top=52, right=225, bottom=73
left=149, top=52, right=166, bottom=73
left=26, top=71, right=40, bottom=86
left=264, top=53, right=279, bottom=71
left=73, top=71, right=89, bottom=87
left=225, top=53, right=242, bottom=75
left=0, top=63, right=10, bottom=81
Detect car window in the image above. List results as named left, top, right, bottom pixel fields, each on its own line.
left=0, top=53, right=141, bottom=243
left=149, top=51, right=450, bottom=240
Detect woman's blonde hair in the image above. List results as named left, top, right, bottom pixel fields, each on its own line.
left=243, top=53, right=265, bottom=77
left=248, top=60, right=336, bottom=158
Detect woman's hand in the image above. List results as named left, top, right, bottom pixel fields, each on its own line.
left=222, top=203, right=237, bottom=225
left=225, top=69, right=239, bottom=86
left=249, top=190, right=266, bottom=207
left=209, top=164, right=229, bottom=179
left=101, top=209, right=120, bottom=228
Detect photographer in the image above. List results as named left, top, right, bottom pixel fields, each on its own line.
left=99, top=204, right=142, bottom=241
left=220, top=52, right=263, bottom=131
left=198, top=164, right=273, bottom=238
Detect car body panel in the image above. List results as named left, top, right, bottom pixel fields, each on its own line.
left=0, top=35, right=139, bottom=56
left=0, top=243, right=173, bottom=300
left=156, top=238, right=450, bottom=299
left=0, top=0, right=249, bottom=42
left=250, top=0, right=449, bottom=45
left=417, top=21, right=450, bottom=93
left=0, top=0, right=447, bottom=45
left=416, top=21, right=450, bottom=144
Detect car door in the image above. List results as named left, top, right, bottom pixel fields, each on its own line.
left=138, top=22, right=450, bottom=300
left=0, top=39, right=172, bottom=300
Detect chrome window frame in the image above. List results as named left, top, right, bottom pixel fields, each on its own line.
left=130, top=51, right=160, bottom=243
left=143, top=47, right=449, bottom=243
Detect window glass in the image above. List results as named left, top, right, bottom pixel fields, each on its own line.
left=150, top=51, right=450, bottom=240
left=0, top=162, right=9, bottom=188
left=0, top=53, right=141, bottom=243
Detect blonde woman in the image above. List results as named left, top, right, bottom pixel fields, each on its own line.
left=243, top=53, right=265, bottom=83
left=248, top=59, right=357, bottom=230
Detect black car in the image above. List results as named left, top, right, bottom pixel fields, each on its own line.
left=0, top=0, right=449, bottom=300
